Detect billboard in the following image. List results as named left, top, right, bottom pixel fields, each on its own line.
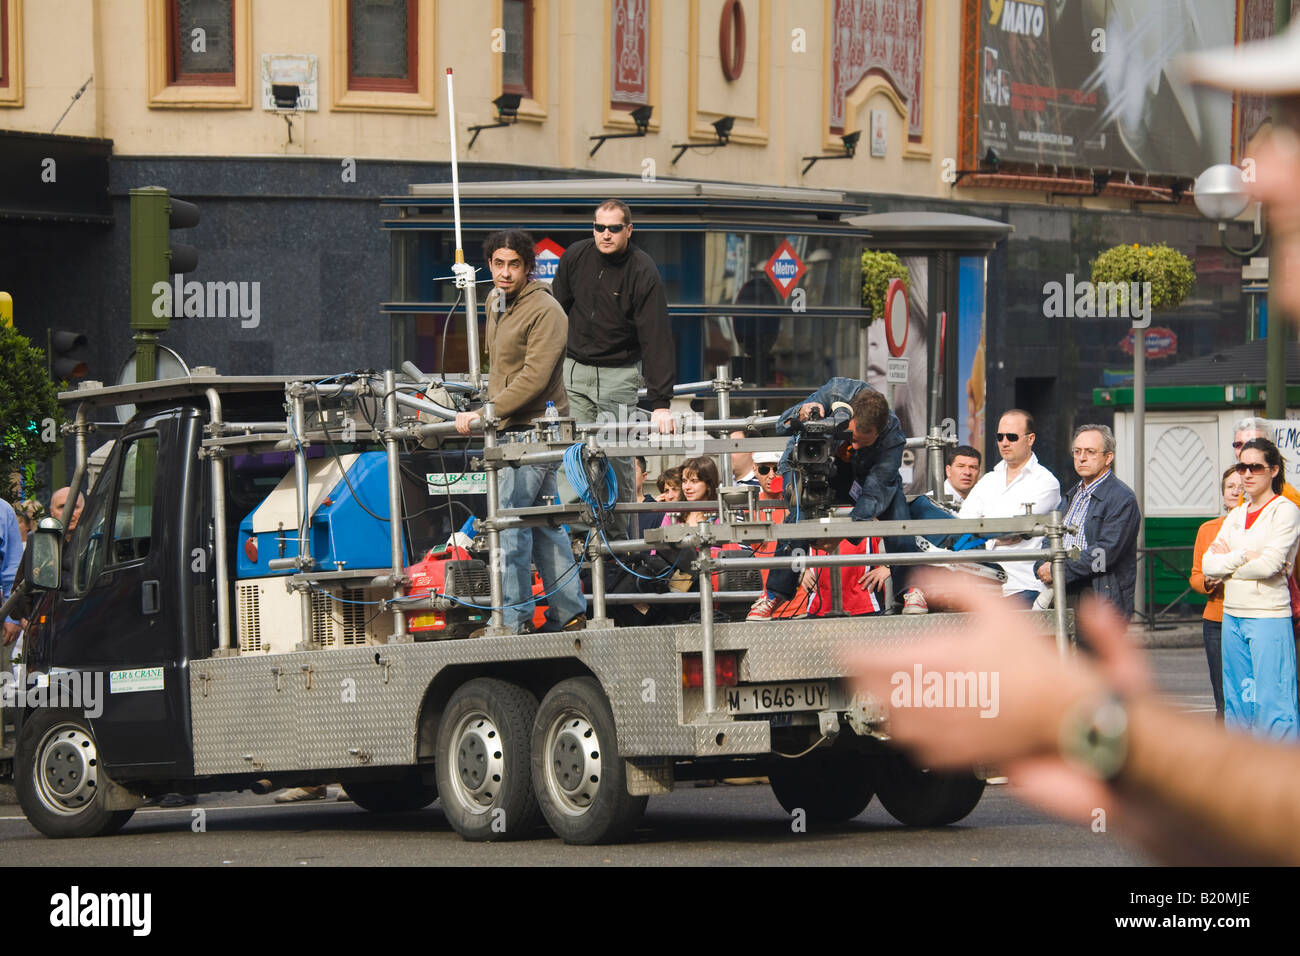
left=968, top=0, right=1233, bottom=179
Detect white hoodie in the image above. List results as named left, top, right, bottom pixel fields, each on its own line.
left=1202, top=494, right=1300, bottom=618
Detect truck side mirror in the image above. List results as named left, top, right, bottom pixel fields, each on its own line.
left=25, top=517, right=64, bottom=591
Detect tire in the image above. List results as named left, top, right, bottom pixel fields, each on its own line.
left=873, top=751, right=986, bottom=827
left=435, top=678, right=540, bottom=842
left=15, top=709, right=135, bottom=838
left=342, top=771, right=438, bottom=813
left=768, top=749, right=875, bottom=823
left=531, top=678, right=648, bottom=845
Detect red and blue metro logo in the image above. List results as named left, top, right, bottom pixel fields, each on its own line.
left=763, top=239, right=806, bottom=300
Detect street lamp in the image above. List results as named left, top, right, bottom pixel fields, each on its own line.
left=1193, top=161, right=1279, bottom=419
left=1193, top=163, right=1266, bottom=256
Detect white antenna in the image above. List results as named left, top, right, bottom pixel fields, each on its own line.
left=446, top=68, right=481, bottom=388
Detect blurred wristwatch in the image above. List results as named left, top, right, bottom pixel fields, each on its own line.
left=1059, top=692, right=1129, bottom=781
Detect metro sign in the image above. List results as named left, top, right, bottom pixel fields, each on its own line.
left=532, top=238, right=565, bottom=283
left=763, top=240, right=806, bottom=300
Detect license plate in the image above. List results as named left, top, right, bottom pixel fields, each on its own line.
left=725, top=682, right=835, bottom=714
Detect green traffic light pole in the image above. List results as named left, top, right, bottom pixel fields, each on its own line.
left=129, top=186, right=199, bottom=384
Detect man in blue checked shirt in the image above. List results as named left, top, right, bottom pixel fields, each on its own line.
left=1033, top=424, right=1140, bottom=619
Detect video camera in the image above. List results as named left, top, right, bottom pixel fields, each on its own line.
left=788, top=407, right=850, bottom=517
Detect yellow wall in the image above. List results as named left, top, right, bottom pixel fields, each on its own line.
left=0, top=0, right=1141, bottom=210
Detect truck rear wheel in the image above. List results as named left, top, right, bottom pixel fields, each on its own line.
left=15, top=709, right=135, bottom=839
left=435, top=678, right=540, bottom=841
left=768, top=749, right=875, bottom=823
left=342, top=771, right=438, bottom=813
left=531, top=677, right=647, bottom=845
left=873, top=751, right=986, bottom=827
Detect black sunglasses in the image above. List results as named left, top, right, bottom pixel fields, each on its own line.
left=757, top=464, right=775, bottom=475
left=593, top=223, right=626, bottom=234
left=995, top=432, right=1022, bottom=443
left=1235, top=462, right=1270, bottom=475
left=1232, top=441, right=1246, bottom=450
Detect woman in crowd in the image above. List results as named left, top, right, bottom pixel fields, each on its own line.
left=1189, top=465, right=1245, bottom=721
left=1202, top=438, right=1300, bottom=740
left=676, top=456, right=719, bottom=527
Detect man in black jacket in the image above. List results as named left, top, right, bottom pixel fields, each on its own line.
left=1034, top=424, right=1140, bottom=619
left=552, top=199, right=676, bottom=525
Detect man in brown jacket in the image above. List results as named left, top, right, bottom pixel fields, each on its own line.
left=455, top=231, right=587, bottom=633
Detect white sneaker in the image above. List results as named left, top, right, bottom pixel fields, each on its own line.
left=901, top=588, right=929, bottom=614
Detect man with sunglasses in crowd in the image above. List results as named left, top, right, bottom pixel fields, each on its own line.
left=957, top=409, right=1061, bottom=604
left=552, top=200, right=677, bottom=528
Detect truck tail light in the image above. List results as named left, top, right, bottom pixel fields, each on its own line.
left=243, top=536, right=258, bottom=564
left=681, top=652, right=739, bottom=688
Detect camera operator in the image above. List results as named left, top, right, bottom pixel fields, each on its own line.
left=746, top=377, right=926, bottom=620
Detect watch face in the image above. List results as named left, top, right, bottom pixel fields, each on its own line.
left=1061, top=694, right=1129, bottom=781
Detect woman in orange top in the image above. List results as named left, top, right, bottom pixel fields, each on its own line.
left=1189, top=465, right=1246, bottom=720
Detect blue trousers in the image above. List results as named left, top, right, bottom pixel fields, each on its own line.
left=1222, top=614, right=1299, bottom=741
left=497, top=449, right=587, bottom=634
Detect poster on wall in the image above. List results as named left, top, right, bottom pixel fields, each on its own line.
left=957, top=256, right=987, bottom=454
left=969, top=0, right=1233, bottom=179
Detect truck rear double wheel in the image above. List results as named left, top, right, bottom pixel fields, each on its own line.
left=531, top=677, right=647, bottom=845
left=342, top=770, right=439, bottom=813
left=873, top=751, right=986, bottom=827
left=435, top=678, right=541, bottom=841
left=15, top=709, right=135, bottom=838
left=768, top=748, right=875, bottom=823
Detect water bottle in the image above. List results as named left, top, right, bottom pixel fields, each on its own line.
left=544, top=401, right=559, bottom=441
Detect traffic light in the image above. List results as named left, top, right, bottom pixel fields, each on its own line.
left=0, top=291, right=12, bottom=328
left=48, top=329, right=89, bottom=380
left=130, top=186, right=199, bottom=333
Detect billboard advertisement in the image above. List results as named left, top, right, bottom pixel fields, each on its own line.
left=969, top=0, right=1233, bottom=179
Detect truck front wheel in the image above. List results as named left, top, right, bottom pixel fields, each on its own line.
left=531, top=678, right=647, bottom=845
left=873, top=751, right=986, bottom=827
left=435, top=678, right=540, bottom=841
left=15, top=709, right=135, bottom=838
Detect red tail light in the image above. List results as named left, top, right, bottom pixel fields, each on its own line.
left=681, top=652, right=739, bottom=688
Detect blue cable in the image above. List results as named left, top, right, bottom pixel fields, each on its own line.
left=563, top=442, right=682, bottom=582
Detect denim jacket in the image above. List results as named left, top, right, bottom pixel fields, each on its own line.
left=774, top=377, right=906, bottom=520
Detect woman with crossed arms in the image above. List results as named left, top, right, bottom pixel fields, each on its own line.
left=1202, top=438, right=1300, bottom=740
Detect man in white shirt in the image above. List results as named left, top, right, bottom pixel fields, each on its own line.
left=943, top=445, right=982, bottom=504
left=958, top=409, right=1061, bottom=603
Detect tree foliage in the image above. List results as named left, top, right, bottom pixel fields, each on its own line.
left=1090, top=242, right=1195, bottom=314
left=860, top=250, right=909, bottom=319
left=0, top=325, right=63, bottom=493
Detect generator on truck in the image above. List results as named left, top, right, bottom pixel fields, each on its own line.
left=1, top=362, right=1076, bottom=845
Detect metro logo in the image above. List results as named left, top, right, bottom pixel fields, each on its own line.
left=763, top=240, right=806, bottom=301
left=531, top=238, right=565, bottom=283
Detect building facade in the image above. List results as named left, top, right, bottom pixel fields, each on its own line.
left=0, top=0, right=1274, bottom=477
